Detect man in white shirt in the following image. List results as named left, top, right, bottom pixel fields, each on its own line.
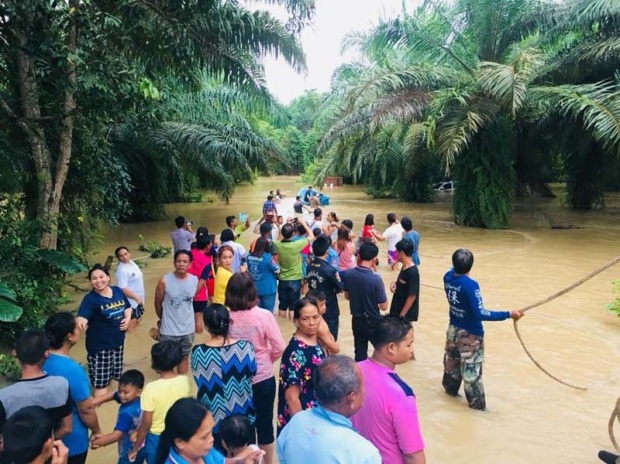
left=377, top=213, right=404, bottom=270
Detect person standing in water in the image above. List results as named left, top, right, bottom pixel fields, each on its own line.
left=442, top=248, right=523, bottom=410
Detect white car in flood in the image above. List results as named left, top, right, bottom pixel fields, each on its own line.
left=433, top=181, right=456, bottom=191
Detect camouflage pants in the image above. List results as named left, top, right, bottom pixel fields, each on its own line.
left=442, top=324, right=486, bottom=410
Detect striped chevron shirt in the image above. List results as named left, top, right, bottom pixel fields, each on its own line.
left=190, top=340, right=257, bottom=433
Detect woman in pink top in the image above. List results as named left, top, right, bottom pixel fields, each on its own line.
left=226, top=272, right=285, bottom=464
left=189, top=235, right=211, bottom=334
left=335, top=228, right=355, bottom=278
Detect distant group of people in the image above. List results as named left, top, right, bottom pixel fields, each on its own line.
left=0, top=190, right=544, bottom=464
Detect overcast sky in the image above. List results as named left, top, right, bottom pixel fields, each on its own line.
left=255, top=0, right=412, bottom=104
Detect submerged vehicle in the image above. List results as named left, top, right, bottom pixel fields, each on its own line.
left=298, top=188, right=330, bottom=206
left=433, top=181, right=456, bottom=191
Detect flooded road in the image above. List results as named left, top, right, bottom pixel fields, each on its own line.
left=82, top=176, right=620, bottom=464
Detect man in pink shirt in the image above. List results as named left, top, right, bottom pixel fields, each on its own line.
left=351, top=316, right=426, bottom=464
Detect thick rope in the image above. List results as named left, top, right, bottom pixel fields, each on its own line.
left=610, top=396, right=620, bottom=453
left=512, top=255, right=620, bottom=390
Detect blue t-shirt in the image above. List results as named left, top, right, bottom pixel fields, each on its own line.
left=114, top=393, right=142, bottom=458
left=326, top=248, right=340, bottom=271
left=165, top=446, right=225, bottom=464
left=342, top=266, right=386, bottom=320
left=78, top=286, right=131, bottom=354
left=247, top=252, right=280, bottom=296
left=43, top=354, right=91, bottom=456
left=403, top=231, right=420, bottom=266
left=443, top=269, right=510, bottom=336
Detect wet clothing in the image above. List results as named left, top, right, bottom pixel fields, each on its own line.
left=294, top=200, right=304, bottom=214
left=442, top=324, right=486, bottom=410
left=443, top=269, right=509, bottom=336
left=442, top=269, right=509, bottom=410
left=389, top=265, right=420, bottom=321
left=403, top=230, right=420, bottom=266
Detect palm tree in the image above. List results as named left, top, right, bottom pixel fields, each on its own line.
left=317, top=0, right=620, bottom=227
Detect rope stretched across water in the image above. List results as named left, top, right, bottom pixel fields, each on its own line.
left=609, top=396, right=620, bottom=453
left=512, top=254, right=620, bottom=391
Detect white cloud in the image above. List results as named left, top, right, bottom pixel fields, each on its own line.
left=255, top=0, right=411, bottom=104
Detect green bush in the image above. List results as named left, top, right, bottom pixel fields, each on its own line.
left=0, top=195, right=86, bottom=344
left=607, top=279, right=620, bottom=317
left=138, top=240, right=171, bottom=259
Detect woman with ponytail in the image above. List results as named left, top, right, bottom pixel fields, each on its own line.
left=190, top=305, right=257, bottom=454
left=155, top=398, right=263, bottom=464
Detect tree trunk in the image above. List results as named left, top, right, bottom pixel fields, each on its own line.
left=43, top=0, right=79, bottom=249
left=11, top=2, right=79, bottom=250
left=14, top=32, right=56, bottom=247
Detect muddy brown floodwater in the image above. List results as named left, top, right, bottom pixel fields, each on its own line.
left=76, top=176, right=619, bottom=464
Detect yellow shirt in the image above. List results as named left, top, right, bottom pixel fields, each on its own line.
left=213, top=267, right=233, bottom=305
left=140, top=375, right=192, bottom=434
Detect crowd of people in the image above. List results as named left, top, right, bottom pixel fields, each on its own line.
left=0, top=191, right=548, bottom=464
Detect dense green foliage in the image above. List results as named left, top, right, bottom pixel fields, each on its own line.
left=0, top=0, right=314, bottom=249
left=0, top=0, right=314, bottom=343
left=608, top=279, right=620, bottom=317
left=307, top=0, right=620, bottom=228
left=0, top=195, right=85, bottom=343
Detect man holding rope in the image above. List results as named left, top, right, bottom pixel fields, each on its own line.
left=442, top=248, right=523, bottom=411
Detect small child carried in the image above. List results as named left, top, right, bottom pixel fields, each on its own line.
left=306, top=290, right=339, bottom=355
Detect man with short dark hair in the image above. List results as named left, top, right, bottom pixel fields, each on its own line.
left=376, top=213, right=403, bottom=270
left=262, top=195, right=278, bottom=223
left=352, top=316, right=426, bottom=464
left=0, top=329, right=72, bottom=438
left=170, top=216, right=195, bottom=253
left=400, top=216, right=420, bottom=266
left=443, top=248, right=524, bottom=410
left=277, top=355, right=381, bottom=464
left=306, top=208, right=322, bottom=231
left=226, top=214, right=250, bottom=242
left=307, top=235, right=343, bottom=340
left=274, top=220, right=312, bottom=318
left=343, top=242, right=388, bottom=361
left=389, top=239, right=420, bottom=324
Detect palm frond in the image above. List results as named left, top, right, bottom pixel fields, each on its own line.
left=530, top=82, right=620, bottom=157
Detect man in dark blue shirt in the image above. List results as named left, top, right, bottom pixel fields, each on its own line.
left=343, top=242, right=387, bottom=361
left=306, top=235, right=343, bottom=340
left=442, top=248, right=523, bottom=410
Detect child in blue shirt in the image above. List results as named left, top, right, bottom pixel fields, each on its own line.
left=91, top=369, right=146, bottom=464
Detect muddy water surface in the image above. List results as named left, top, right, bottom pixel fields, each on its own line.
left=81, top=176, right=619, bottom=464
